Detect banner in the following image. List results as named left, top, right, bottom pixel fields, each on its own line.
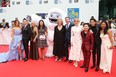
left=68, top=8, right=79, bottom=22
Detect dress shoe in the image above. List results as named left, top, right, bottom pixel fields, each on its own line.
left=85, top=68, right=88, bottom=72
left=24, top=58, right=28, bottom=62
left=91, top=65, right=95, bottom=69
left=80, top=65, right=85, bottom=68
left=64, top=59, right=68, bottom=62
left=95, top=66, right=99, bottom=72
left=69, top=60, right=73, bottom=63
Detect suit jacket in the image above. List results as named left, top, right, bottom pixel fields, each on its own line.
left=22, top=24, right=31, bottom=40
left=90, top=24, right=101, bottom=45
left=81, top=31, right=94, bottom=51
left=65, top=23, right=74, bottom=44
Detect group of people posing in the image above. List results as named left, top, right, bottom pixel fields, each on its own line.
left=0, top=17, right=114, bottom=74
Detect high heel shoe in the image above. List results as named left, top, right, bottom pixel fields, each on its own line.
left=74, top=64, right=78, bottom=67
left=58, top=58, right=62, bottom=62
left=20, top=58, right=22, bottom=61
left=74, top=62, right=78, bottom=67
left=73, top=62, right=76, bottom=66
left=40, top=57, right=45, bottom=60
left=55, top=57, right=58, bottom=62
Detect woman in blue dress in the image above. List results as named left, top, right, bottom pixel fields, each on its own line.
left=0, top=20, right=24, bottom=63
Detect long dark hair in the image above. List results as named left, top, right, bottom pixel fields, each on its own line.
left=100, top=21, right=109, bottom=35
left=14, top=20, right=20, bottom=27
left=38, top=20, right=46, bottom=30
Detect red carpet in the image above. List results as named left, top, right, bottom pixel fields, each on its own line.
left=0, top=46, right=116, bottom=77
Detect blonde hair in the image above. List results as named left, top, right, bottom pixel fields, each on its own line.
left=31, top=21, right=37, bottom=31
left=57, top=19, right=63, bottom=25
left=31, top=21, right=36, bottom=26
left=73, top=18, right=80, bottom=22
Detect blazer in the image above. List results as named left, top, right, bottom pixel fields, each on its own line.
left=81, top=31, right=94, bottom=51
left=90, top=24, right=101, bottom=45
left=65, top=23, right=74, bottom=44
left=22, top=24, right=31, bottom=40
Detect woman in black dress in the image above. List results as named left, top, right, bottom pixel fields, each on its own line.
left=38, top=20, right=48, bottom=60
left=53, top=19, right=66, bottom=62
left=30, top=22, right=39, bottom=60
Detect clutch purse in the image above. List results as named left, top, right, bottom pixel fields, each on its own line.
left=107, top=43, right=111, bottom=49
left=39, top=35, right=46, bottom=40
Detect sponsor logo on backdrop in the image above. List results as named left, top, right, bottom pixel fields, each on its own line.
left=68, top=8, right=79, bottom=22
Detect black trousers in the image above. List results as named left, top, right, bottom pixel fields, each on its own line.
left=92, top=43, right=101, bottom=67
left=23, top=39, right=29, bottom=59
left=64, top=42, right=69, bottom=59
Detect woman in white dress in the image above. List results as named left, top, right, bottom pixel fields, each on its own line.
left=100, top=21, right=114, bottom=73
left=69, top=18, right=83, bottom=67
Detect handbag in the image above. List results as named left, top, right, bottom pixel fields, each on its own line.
left=39, top=35, right=46, bottom=40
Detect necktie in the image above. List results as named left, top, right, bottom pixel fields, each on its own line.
left=66, top=25, right=68, bottom=29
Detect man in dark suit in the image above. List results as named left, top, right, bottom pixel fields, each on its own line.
left=90, top=18, right=101, bottom=71
left=64, top=17, right=74, bottom=62
left=80, top=23, right=94, bottom=72
left=22, top=18, right=31, bottom=62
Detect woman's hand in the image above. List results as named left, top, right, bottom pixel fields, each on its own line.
left=33, top=38, right=36, bottom=42
left=90, top=30, right=93, bottom=33
left=110, top=45, right=114, bottom=49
